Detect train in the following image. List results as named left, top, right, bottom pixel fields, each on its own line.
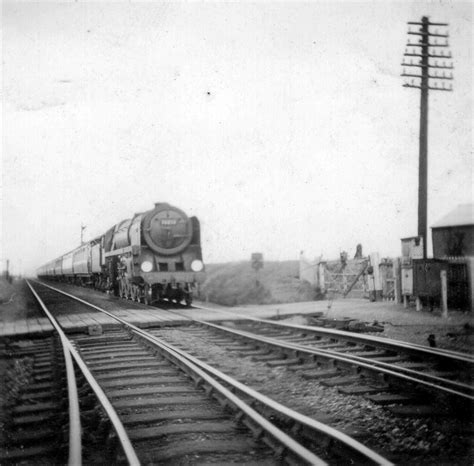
left=37, top=202, right=205, bottom=306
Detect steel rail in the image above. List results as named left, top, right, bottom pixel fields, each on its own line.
left=189, top=317, right=474, bottom=396
left=26, top=280, right=82, bottom=466
left=34, top=280, right=392, bottom=465
left=32, top=281, right=324, bottom=464
left=27, top=280, right=140, bottom=466
left=132, top=329, right=326, bottom=465
left=193, top=304, right=474, bottom=364
left=135, top=329, right=392, bottom=466
left=192, top=318, right=474, bottom=402
left=137, top=302, right=473, bottom=398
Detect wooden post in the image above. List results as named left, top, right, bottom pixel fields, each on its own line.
left=416, top=296, right=422, bottom=311
left=403, top=295, right=408, bottom=308
left=369, top=253, right=382, bottom=300
left=441, top=270, right=448, bottom=318
left=394, top=258, right=402, bottom=303
left=318, top=262, right=326, bottom=293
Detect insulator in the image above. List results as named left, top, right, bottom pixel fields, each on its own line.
left=435, top=60, right=438, bottom=66
left=411, top=79, right=414, bottom=84
left=449, top=83, right=453, bottom=90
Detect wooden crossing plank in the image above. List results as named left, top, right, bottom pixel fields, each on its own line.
left=68, top=312, right=97, bottom=328
left=26, top=318, right=44, bottom=335
left=57, top=314, right=77, bottom=329
left=38, top=317, right=53, bottom=333
left=1, top=321, right=15, bottom=337
left=2, top=304, right=210, bottom=337
left=13, top=318, right=29, bottom=336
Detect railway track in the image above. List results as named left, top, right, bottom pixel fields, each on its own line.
left=0, top=280, right=392, bottom=465
left=185, top=305, right=474, bottom=407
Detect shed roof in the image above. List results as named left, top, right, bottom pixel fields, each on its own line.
left=431, top=204, right=474, bottom=228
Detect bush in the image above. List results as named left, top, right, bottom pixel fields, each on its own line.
left=200, top=261, right=321, bottom=306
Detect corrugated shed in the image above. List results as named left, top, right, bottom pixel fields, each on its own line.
left=431, top=204, right=474, bottom=228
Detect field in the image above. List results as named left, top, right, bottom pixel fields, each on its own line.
left=0, top=278, right=39, bottom=321
left=200, top=261, right=320, bottom=306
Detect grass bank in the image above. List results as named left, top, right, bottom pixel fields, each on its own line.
left=200, top=261, right=320, bottom=306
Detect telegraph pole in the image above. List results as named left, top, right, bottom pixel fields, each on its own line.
left=401, top=16, right=453, bottom=258
left=81, top=224, right=87, bottom=245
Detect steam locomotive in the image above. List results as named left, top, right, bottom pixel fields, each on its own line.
left=37, top=202, right=205, bottom=305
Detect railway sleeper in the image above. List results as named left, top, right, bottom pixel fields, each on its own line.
left=6, top=426, right=57, bottom=445
left=120, top=408, right=229, bottom=426
left=100, top=374, right=189, bottom=388
left=339, top=385, right=395, bottom=395
left=266, top=357, right=302, bottom=367
left=73, top=334, right=133, bottom=346
left=320, top=375, right=363, bottom=387
left=128, top=420, right=240, bottom=441
left=88, top=360, right=171, bottom=371
left=288, top=362, right=320, bottom=371
left=238, top=348, right=271, bottom=356
left=301, top=368, right=341, bottom=380
left=95, top=368, right=180, bottom=381
left=252, top=353, right=288, bottom=362
left=112, top=394, right=211, bottom=410
left=86, top=354, right=158, bottom=365
left=0, top=444, right=60, bottom=463
left=133, top=438, right=266, bottom=464
left=78, top=342, right=143, bottom=352
left=388, top=404, right=455, bottom=418
left=365, top=393, right=420, bottom=405
left=80, top=349, right=149, bottom=359
left=107, top=385, right=197, bottom=399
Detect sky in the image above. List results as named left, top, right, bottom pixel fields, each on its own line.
left=1, top=1, right=472, bottom=276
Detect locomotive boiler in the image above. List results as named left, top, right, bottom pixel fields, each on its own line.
left=37, top=202, right=205, bottom=305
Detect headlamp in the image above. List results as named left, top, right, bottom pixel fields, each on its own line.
left=141, top=260, right=153, bottom=272
left=191, top=260, right=204, bottom=272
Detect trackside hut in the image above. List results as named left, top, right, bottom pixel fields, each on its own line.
left=431, top=204, right=474, bottom=310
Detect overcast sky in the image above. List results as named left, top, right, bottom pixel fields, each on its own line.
left=1, top=1, right=472, bottom=275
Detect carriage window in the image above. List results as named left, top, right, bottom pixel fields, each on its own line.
left=175, top=262, right=184, bottom=271
left=159, top=263, right=168, bottom=271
